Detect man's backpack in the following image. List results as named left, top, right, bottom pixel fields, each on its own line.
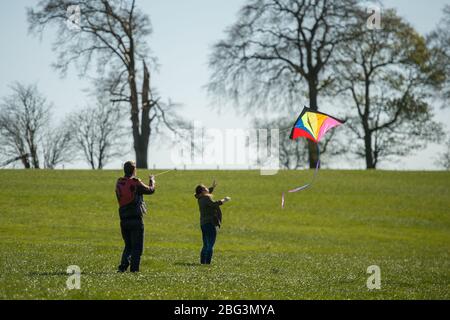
left=116, top=177, right=148, bottom=219
left=116, top=177, right=139, bottom=207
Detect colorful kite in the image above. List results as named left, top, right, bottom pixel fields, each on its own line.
left=282, top=107, right=345, bottom=208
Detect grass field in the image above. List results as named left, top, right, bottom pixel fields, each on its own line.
left=0, top=169, right=449, bottom=299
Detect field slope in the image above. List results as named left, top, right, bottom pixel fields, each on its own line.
left=0, top=169, right=449, bottom=299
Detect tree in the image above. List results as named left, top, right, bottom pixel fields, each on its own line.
left=334, top=9, right=444, bottom=169
left=428, top=5, right=450, bottom=102
left=70, top=100, right=123, bottom=169
left=28, top=0, right=180, bottom=168
left=0, top=83, right=51, bottom=169
left=436, top=135, right=450, bottom=170
left=208, top=0, right=359, bottom=168
left=42, top=121, right=73, bottom=169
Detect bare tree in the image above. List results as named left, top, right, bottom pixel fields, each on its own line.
left=42, top=121, right=73, bottom=169
left=70, top=99, right=123, bottom=169
left=208, top=0, right=360, bottom=168
left=28, top=0, right=181, bottom=168
left=0, top=83, right=51, bottom=169
left=334, top=9, right=444, bottom=169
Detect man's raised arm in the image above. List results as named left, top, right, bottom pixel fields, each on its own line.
left=137, top=175, right=155, bottom=195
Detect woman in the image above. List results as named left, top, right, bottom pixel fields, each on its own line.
left=194, top=180, right=230, bottom=264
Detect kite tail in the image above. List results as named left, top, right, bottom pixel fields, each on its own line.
left=281, top=144, right=320, bottom=208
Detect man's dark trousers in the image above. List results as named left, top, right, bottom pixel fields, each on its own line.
left=119, top=219, right=144, bottom=272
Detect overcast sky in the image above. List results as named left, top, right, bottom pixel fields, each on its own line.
left=0, top=0, right=449, bottom=170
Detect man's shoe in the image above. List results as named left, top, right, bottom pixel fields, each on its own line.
left=117, top=265, right=128, bottom=273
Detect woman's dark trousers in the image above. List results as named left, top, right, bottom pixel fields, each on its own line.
left=201, top=223, right=217, bottom=264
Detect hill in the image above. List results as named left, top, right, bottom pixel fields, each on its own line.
left=0, top=169, right=448, bottom=299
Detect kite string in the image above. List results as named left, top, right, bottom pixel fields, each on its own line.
left=154, top=169, right=173, bottom=177
left=282, top=143, right=320, bottom=207
left=288, top=145, right=320, bottom=192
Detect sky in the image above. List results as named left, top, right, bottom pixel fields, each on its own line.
left=0, top=0, right=449, bottom=170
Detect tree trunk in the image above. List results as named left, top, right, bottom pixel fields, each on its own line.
left=27, top=131, right=40, bottom=168
left=363, top=79, right=375, bottom=169
left=128, top=58, right=149, bottom=168
left=139, top=61, right=151, bottom=169
left=307, top=77, right=319, bottom=169
left=30, top=145, right=39, bottom=169
left=21, top=154, right=31, bottom=169
left=127, top=38, right=151, bottom=169
left=364, top=129, right=375, bottom=169
left=135, top=138, right=148, bottom=168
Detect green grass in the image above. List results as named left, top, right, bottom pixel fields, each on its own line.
left=0, top=169, right=449, bottom=299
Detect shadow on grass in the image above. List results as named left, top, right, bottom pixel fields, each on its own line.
left=174, top=262, right=200, bottom=267
left=27, top=271, right=113, bottom=276
left=27, top=271, right=68, bottom=276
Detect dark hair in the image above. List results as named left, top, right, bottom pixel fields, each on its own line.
left=195, top=185, right=207, bottom=197
left=123, top=161, right=136, bottom=176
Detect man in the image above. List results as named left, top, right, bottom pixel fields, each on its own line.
left=194, top=180, right=230, bottom=264
left=115, top=161, right=155, bottom=272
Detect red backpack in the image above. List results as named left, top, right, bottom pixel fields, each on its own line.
left=115, top=177, right=139, bottom=207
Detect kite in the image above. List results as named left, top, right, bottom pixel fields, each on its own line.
left=282, top=107, right=345, bottom=208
